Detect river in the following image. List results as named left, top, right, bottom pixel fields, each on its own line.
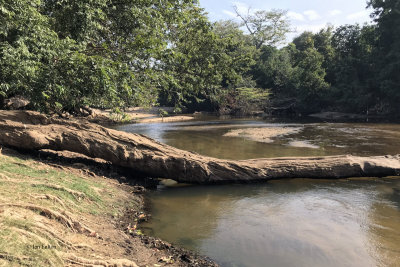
left=115, top=117, right=400, bottom=267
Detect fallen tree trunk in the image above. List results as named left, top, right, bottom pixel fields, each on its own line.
left=1, top=111, right=399, bottom=184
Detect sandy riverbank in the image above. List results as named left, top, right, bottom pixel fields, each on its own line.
left=223, top=127, right=301, bottom=143
left=94, top=107, right=195, bottom=124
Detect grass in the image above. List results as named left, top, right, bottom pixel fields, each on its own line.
left=0, top=217, right=62, bottom=266
left=0, top=150, right=135, bottom=266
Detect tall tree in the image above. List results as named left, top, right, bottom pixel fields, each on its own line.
left=252, top=45, right=296, bottom=95
left=368, top=0, right=400, bottom=113
left=329, top=24, right=377, bottom=112
left=291, top=33, right=329, bottom=113
left=233, top=7, right=290, bottom=48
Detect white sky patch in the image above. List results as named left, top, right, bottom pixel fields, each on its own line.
left=287, top=11, right=305, bottom=21
left=232, top=1, right=250, bottom=14
left=231, top=1, right=262, bottom=15
left=303, top=10, right=321, bottom=21
left=346, top=10, right=370, bottom=20
left=223, top=9, right=237, bottom=18
left=329, top=9, right=343, bottom=16
left=295, top=23, right=329, bottom=33
left=200, top=0, right=373, bottom=44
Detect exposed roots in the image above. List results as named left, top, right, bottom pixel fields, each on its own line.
left=0, top=204, right=95, bottom=235
left=33, top=222, right=76, bottom=250
left=0, top=179, right=87, bottom=200
left=30, top=194, right=67, bottom=209
left=63, top=253, right=138, bottom=267
left=0, top=252, right=33, bottom=266
left=72, top=243, right=95, bottom=251
left=0, top=173, right=11, bottom=181
left=30, top=193, right=82, bottom=210
left=11, top=227, right=50, bottom=245
left=30, top=184, right=87, bottom=200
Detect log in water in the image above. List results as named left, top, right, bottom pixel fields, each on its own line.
left=0, top=110, right=399, bottom=183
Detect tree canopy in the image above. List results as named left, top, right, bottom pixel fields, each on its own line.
left=0, top=0, right=399, bottom=117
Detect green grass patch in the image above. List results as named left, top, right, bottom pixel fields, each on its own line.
left=0, top=151, right=137, bottom=266
left=0, top=218, right=63, bottom=266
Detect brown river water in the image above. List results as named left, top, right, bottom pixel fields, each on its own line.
left=116, top=117, right=400, bottom=267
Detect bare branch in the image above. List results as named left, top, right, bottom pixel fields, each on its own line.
left=233, top=5, right=254, bottom=35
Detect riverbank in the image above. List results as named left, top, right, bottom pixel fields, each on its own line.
left=0, top=147, right=217, bottom=266
left=91, top=107, right=195, bottom=125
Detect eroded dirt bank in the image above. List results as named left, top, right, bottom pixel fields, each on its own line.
left=0, top=147, right=217, bottom=266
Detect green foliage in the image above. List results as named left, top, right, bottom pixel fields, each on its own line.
left=252, top=45, right=297, bottom=95
left=293, top=46, right=329, bottom=112
left=234, top=7, right=291, bottom=48
left=251, top=15, right=397, bottom=116
left=158, top=15, right=258, bottom=112
left=212, top=20, right=257, bottom=87
left=236, top=87, right=270, bottom=111
left=368, top=0, right=400, bottom=113
left=217, top=76, right=269, bottom=115
left=0, top=0, right=201, bottom=113
left=1, top=0, right=397, bottom=117
left=158, top=108, right=169, bottom=117
left=109, top=107, right=131, bottom=123
left=158, top=8, right=223, bottom=109
left=327, top=24, right=377, bottom=113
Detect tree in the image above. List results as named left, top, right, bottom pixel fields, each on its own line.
left=0, top=0, right=74, bottom=111
left=212, top=20, right=257, bottom=89
left=158, top=16, right=260, bottom=112
left=312, top=26, right=335, bottom=81
left=0, top=0, right=205, bottom=113
left=157, top=8, right=232, bottom=111
left=368, top=0, right=400, bottom=113
left=233, top=7, right=291, bottom=48
left=252, top=45, right=296, bottom=95
left=290, top=33, right=329, bottom=113
left=330, top=24, right=377, bottom=113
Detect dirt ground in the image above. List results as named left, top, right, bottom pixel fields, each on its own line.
left=0, top=147, right=217, bottom=267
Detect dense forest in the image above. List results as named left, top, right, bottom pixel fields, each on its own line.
left=0, top=0, right=399, bottom=116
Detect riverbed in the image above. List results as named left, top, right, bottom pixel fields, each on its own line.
left=115, top=117, right=400, bottom=267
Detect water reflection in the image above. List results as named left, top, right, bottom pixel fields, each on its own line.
left=115, top=118, right=400, bottom=160
left=117, top=118, right=400, bottom=267
left=142, top=179, right=400, bottom=267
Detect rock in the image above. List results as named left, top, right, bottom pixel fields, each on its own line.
left=4, top=96, right=30, bottom=109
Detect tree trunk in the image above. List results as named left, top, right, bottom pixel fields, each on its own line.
left=1, top=111, right=399, bottom=184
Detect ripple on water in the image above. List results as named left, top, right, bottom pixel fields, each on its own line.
left=117, top=118, right=400, bottom=267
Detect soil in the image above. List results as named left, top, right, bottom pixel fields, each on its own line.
left=0, top=147, right=218, bottom=267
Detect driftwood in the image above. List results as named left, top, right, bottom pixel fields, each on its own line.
left=0, top=110, right=399, bottom=184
